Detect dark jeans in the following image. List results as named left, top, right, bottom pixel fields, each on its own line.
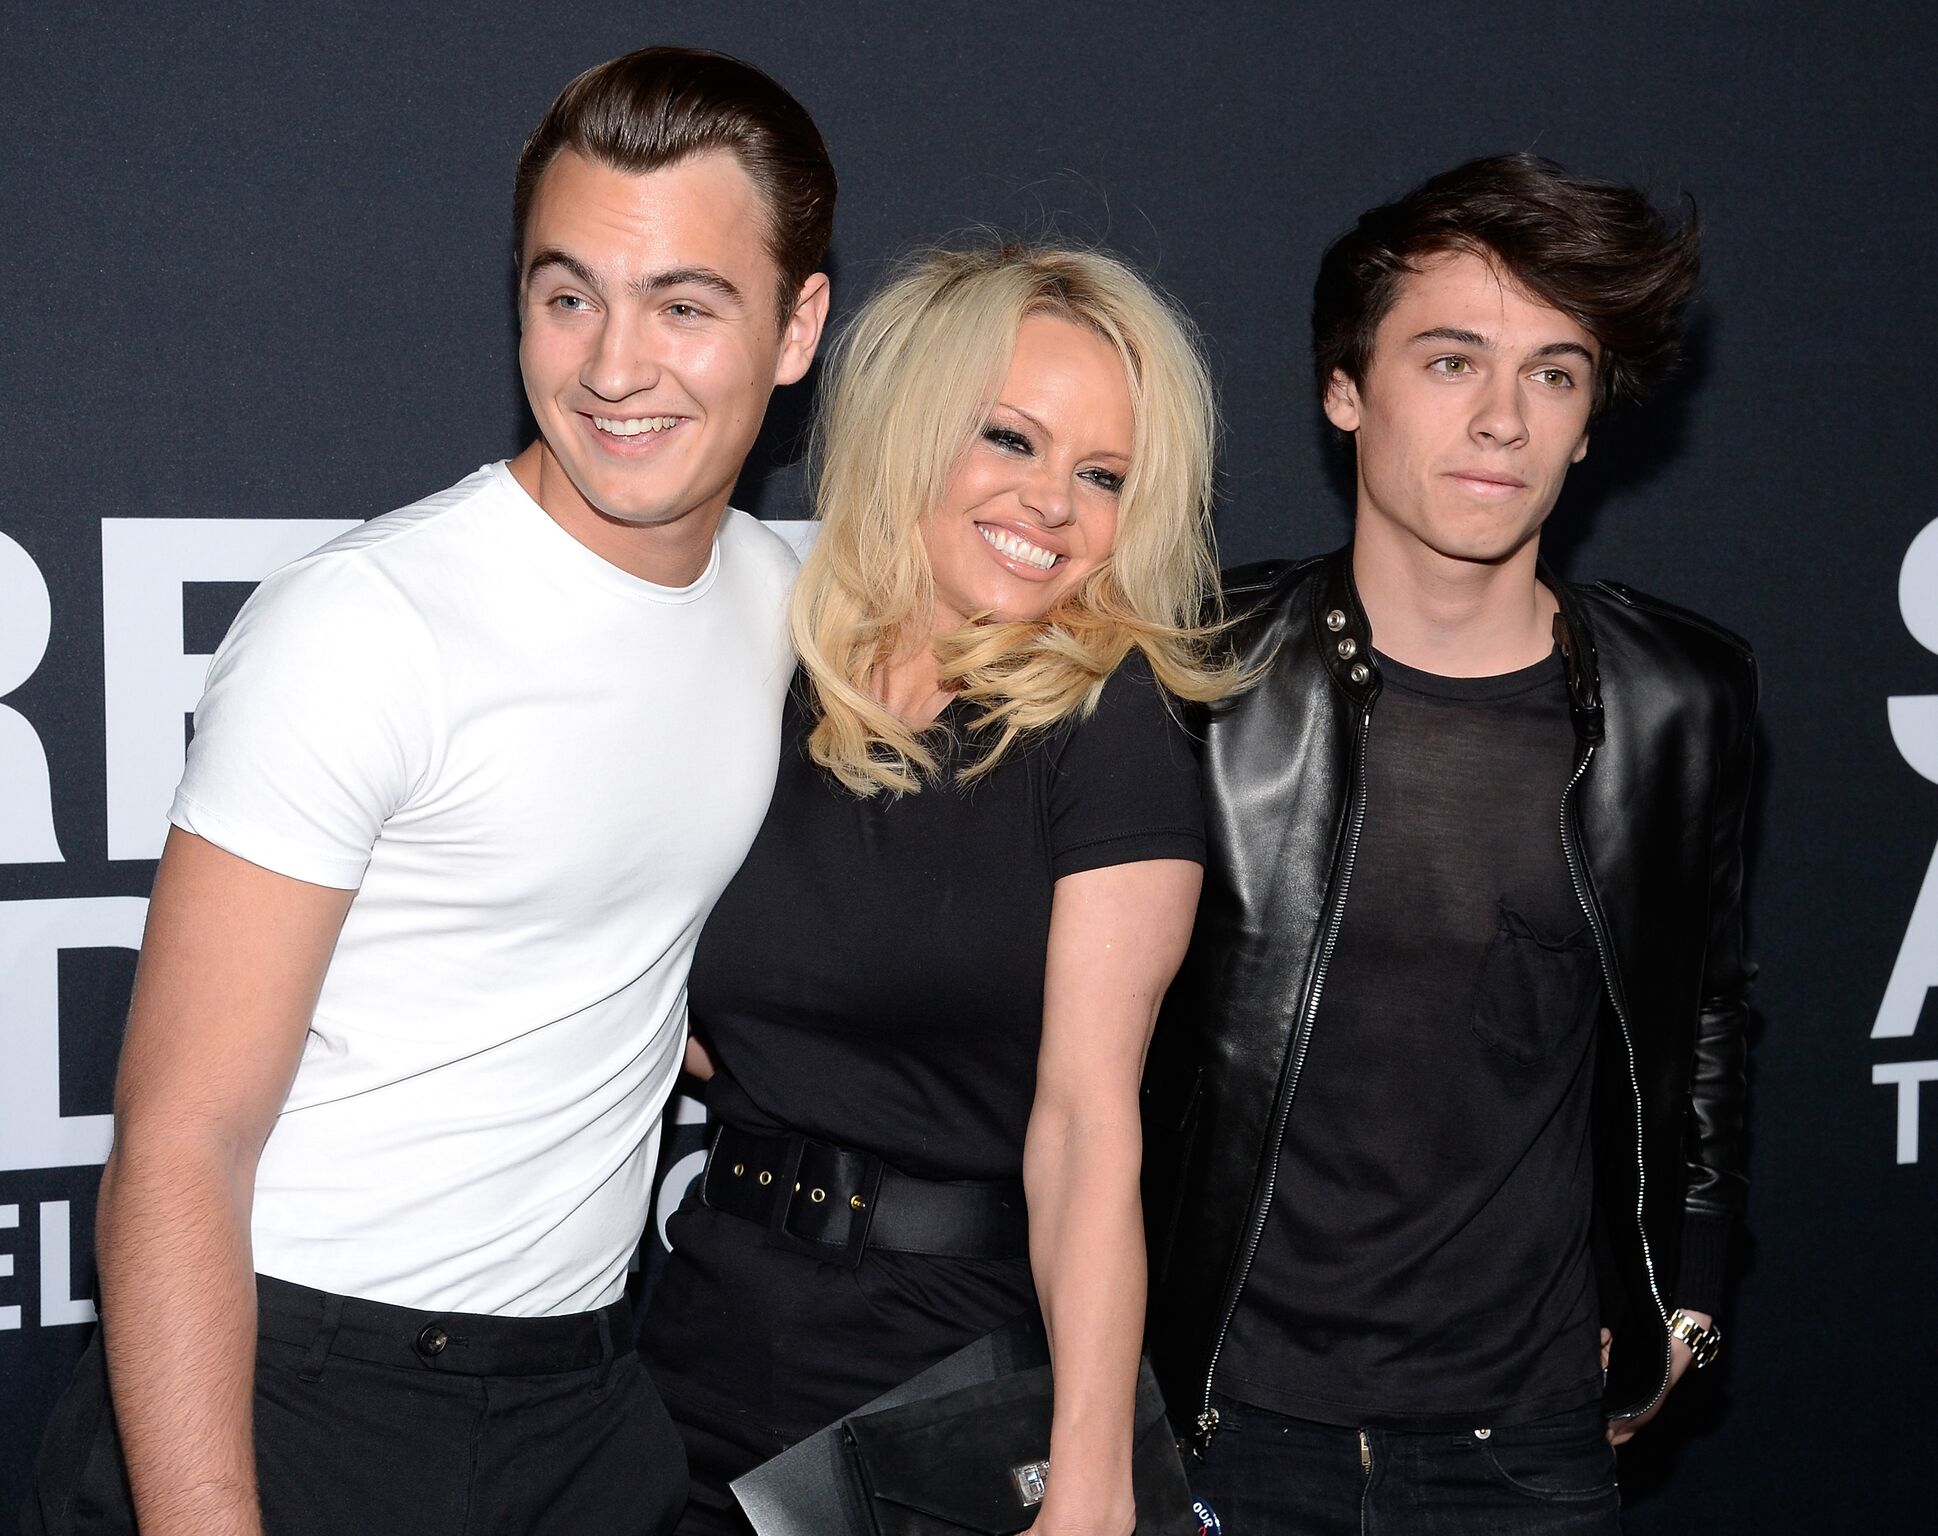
left=1187, top=1390, right=1620, bottom=1535
left=22, top=1274, right=687, bottom=1536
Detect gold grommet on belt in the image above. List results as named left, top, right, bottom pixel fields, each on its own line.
left=732, top=1163, right=745, bottom=1177
left=850, top=1195, right=866, bottom=1210
left=758, top=1170, right=773, bottom=1186
left=810, top=1188, right=826, bottom=1203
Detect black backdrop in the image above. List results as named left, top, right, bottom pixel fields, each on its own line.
left=4, top=3, right=1935, bottom=1529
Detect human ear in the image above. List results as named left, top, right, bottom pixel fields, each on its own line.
left=1323, top=370, right=1362, bottom=433
left=774, top=272, right=831, bottom=387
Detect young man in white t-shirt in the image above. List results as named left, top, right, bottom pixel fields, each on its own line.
left=25, top=48, right=833, bottom=1536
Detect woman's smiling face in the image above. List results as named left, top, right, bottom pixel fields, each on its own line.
left=922, top=313, right=1133, bottom=631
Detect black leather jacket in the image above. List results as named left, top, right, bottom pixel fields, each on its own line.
left=1143, top=548, right=1757, bottom=1444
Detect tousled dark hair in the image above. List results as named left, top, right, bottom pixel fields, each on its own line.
left=514, top=47, right=835, bottom=324
left=1312, top=153, right=1700, bottom=415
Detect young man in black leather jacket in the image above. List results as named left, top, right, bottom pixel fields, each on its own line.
left=1144, top=154, right=1755, bottom=1534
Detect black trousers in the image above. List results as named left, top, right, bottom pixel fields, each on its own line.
left=22, top=1274, right=688, bottom=1536
left=1187, top=1390, right=1621, bottom=1535
left=641, top=1200, right=1038, bottom=1536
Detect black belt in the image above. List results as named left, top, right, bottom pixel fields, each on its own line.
left=701, top=1122, right=1029, bottom=1269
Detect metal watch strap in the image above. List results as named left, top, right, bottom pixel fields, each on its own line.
left=1668, top=1309, right=1723, bottom=1369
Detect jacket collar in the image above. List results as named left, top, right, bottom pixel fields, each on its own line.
left=1545, top=562, right=1606, bottom=744
left=1316, top=545, right=1606, bottom=742
left=1313, top=548, right=1380, bottom=708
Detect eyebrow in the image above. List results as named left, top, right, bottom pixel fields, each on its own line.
left=523, top=249, right=745, bottom=306
left=1409, top=326, right=1596, bottom=367
left=993, top=402, right=1051, bottom=436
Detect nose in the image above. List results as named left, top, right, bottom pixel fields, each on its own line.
left=1019, top=461, right=1076, bottom=527
left=1469, top=371, right=1529, bottom=450
left=580, top=307, right=663, bottom=402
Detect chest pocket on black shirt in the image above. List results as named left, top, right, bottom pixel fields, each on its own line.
left=1469, top=901, right=1602, bottom=1065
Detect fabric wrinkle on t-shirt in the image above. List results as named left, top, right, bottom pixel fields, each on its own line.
left=1219, top=645, right=1606, bottom=1431
left=693, top=654, right=1206, bottom=1186
left=169, top=463, right=800, bottom=1317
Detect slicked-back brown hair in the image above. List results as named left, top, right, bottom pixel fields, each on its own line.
left=514, top=47, right=835, bottom=325
left=1313, top=153, right=1700, bottom=415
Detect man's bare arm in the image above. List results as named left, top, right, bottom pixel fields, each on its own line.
left=97, top=827, right=353, bottom=1536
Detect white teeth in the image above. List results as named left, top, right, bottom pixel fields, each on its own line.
left=979, top=525, right=1058, bottom=570
left=592, top=415, right=679, bottom=436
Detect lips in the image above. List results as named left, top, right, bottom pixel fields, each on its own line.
left=1447, top=468, right=1527, bottom=490
left=580, top=411, right=687, bottom=457
left=592, top=415, right=681, bottom=436
left=977, top=523, right=1062, bottom=572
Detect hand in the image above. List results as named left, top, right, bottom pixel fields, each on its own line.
left=1023, top=1508, right=1134, bottom=1536
left=1605, top=1309, right=1710, bottom=1445
left=1022, top=1472, right=1135, bottom=1536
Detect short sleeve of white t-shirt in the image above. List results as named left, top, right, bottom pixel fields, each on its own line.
left=172, top=556, right=440, bottom=890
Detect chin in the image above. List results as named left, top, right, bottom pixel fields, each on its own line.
left=592, top=495, right=696, bottom=529
left=568, top=466, right=689, bottom=526
left=1419, top=521, right=1543, bottom=568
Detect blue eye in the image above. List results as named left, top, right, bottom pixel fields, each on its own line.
left=1082, top=467, right=1125, bottom=494
left=983, top=426, right=1032, bottom=453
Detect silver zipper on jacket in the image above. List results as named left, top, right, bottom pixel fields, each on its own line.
left=1558, top=741, right=1673, bottom=1417
left=1194, top=708, right=1373, bottom=1453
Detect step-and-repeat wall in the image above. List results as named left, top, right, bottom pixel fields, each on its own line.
left=4, top=4, right=1934, bottom=1528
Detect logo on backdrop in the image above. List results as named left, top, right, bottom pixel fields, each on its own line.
left=0, top=515, right=814, bottom=1333
left=1875, top=516, right=1938, bottom=1164
left=1, top=518, right=357, bottom=1332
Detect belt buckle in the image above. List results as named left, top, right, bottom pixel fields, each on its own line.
left=765, top=1136, right=882, bottom=1269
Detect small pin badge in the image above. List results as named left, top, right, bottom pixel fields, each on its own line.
left=1192, top=1496, right=1224, bottom=1536
left=1011, top=1460, right=1051, bottom=1506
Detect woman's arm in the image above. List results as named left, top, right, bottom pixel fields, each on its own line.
left=1023, top=857, right=1202, bottom=1536
left=683, top=1032, right=717, bottom=1080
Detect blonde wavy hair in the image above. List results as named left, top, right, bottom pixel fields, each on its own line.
left=791, top=242, right=1235, bottom=796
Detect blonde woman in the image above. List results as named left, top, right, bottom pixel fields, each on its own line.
left=641, top=244, right=1232, bottom=1536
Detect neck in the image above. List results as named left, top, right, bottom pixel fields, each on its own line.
left=509, top=440, right=724, bottom=587
left=874, top=625, right=952, bottom=727
left=1351, top=517, right=1557, bottom=678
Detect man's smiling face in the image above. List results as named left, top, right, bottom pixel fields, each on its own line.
left=516, top=149, right=823, bottom=571
left=1327, top=247, right=1599, bottom=570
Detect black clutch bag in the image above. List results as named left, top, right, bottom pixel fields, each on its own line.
left=729, top=1316, right=1197, bottom=1536
left=843, top=1356, right=1196, bottom=1536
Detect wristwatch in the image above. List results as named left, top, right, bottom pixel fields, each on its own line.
left=1667, top=1309, right=1723, bottom=1369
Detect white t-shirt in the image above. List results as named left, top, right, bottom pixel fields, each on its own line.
left=170, top=462, right=797, bottom=1315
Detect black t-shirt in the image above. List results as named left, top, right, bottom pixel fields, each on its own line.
left=1219, top=650, right=1605, bottom=1430
left=693, top=657, right=1205, bottom=1183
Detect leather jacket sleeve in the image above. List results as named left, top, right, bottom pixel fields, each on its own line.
left=1675, top=649, right=1759, bottom=1315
